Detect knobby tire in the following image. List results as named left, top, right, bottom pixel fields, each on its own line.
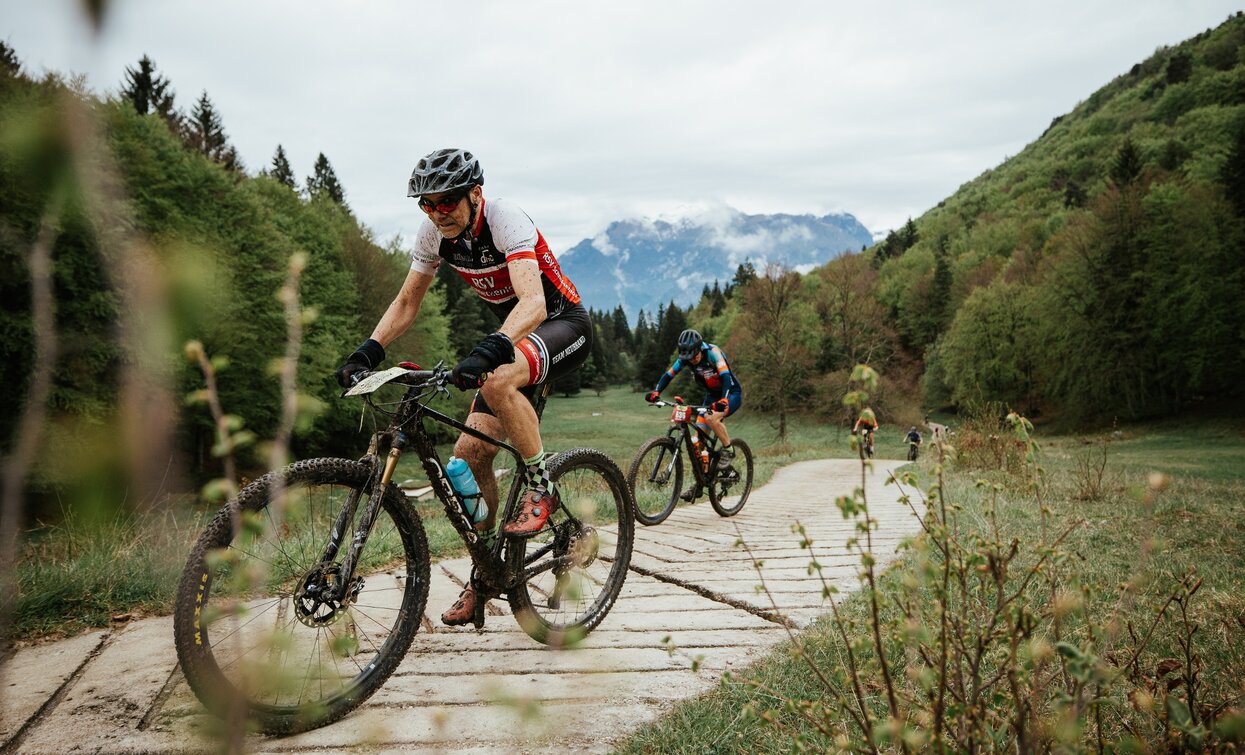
left=507, top=448, right=634, bottom=645
left=172, top=458, right=430, bottom=735
left=709, top=438, right=753, bottom=517
left=626, top=435, right=682, bottom=526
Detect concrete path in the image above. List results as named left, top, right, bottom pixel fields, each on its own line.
left=0, top=459, right=921, bottom=754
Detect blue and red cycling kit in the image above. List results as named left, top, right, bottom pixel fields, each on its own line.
left=652, top=343, right=743, bottom=417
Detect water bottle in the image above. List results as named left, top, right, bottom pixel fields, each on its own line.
left=700, top=447, right=710, bottom=473
left=445, top=456, right=485, bottom=523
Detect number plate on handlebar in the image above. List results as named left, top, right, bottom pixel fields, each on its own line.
left=344, top=366, right=417, bottom=396
left=670, top=405, right=693, bottom=423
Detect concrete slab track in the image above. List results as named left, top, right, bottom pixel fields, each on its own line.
left=0, top=458, right=921, bottom=753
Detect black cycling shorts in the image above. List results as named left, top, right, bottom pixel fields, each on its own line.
left=468, top=303, right=592, bottom=417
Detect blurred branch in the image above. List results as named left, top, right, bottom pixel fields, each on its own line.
left=1, top=204, right=62, bottom=649
left=63, top=93, right=177, bottom=513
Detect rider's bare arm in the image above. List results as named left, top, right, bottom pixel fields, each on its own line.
left=496, top=257, right=546, bottom=343
left=369, top=268, right=435, bottom=347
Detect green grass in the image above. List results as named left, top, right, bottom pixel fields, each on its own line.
left=15, top=386, right=886, bottom=642
left=392, top=386, right=897, bottom=559
left=15, top=507, right=198, bottom=640
left=614, top=419, right=1245, bottom=752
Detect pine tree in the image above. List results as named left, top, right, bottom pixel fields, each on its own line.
left=710, top=280, right=726, bottom=316
left=186, top=91, right=241, bottom=171
left=727, top=261, right=757, bottom=296
left=901, top=217, right=920, bottom=250
left=1165, top=50, right=1193, bottom=85
left=610, top=306, right=632, bottom=351
left=121, top=55, right=176, bottom=118
left=1, top=41, right=21, bottom=77
left=270, top=145, right=297, bottom=191
left=307, top=152, right=347, bottom=205
left=1109, top=137, right=1144, bottom=188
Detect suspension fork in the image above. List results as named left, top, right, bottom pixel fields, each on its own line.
left=321, top=430, right=406, bottom=600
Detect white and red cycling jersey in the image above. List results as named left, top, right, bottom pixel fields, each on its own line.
left=410, top=197, right=580, bottom=321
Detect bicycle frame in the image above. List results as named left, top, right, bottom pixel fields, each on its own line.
left=325, top=369, right=556, bottom=603
left=655, top=400, right=720, bottom=490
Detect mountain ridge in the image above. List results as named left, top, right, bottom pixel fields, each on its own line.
left=559, top=204, right=871, bottom=319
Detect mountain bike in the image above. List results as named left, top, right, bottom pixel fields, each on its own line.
left=172, top=363, right=634, bottom=735
left=626, top=397, right=753, bottom=525
left=857, top=426, right=875, bottom=459
left=907, top=439, right=920, bottom=461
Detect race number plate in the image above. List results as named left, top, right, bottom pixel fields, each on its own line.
left=344, top=366, right=412, bottom=396
left=671, top=405, right=692, bottom=423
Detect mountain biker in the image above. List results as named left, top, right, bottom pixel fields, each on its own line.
left=905, top=426, right=922, bottom=447
left=853, top=412, right=878, bottom=455
left=646, top=329, right=742, bottom=495
left=334, top=148, right=591, bottom=625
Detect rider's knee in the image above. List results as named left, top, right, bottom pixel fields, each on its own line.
left=478, top=362, right=527, bottom=406
left=454, top=432, right=497, bottom=466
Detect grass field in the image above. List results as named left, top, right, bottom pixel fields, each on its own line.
left=614, top=417, right=1245, bottom=752
left=14, top=385, right=888, bottom=641
left=397, top=386, right=890, bottom=561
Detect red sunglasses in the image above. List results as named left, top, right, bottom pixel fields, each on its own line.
left=417, top=189, right=468, bottom=214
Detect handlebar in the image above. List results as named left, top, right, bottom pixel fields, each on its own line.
left=648, top=399, right=710, bottom=416
left=344, top=363, right=453, bottom=397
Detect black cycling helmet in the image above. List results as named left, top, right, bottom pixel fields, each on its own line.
left=407, top=148, right=484, bottom=197
left=677, top=329, right=704, bottom=360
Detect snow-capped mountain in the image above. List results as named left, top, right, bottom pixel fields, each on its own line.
left=558, top=205, right=871, bottom=320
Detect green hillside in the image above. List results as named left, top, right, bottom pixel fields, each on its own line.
left=0, top=54, right=454, bottom=511
left=871, top=13, right=1245, bottom=422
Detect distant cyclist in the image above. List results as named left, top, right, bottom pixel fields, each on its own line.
left=853, top=412, right=878, bottom=456
left=645, top=329, right=742, bottom=477
left=905, top=426, right=922, bottom=461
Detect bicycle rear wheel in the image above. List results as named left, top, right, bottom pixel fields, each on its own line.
left=173, top=458, right=430, bottom=735
left=626, top=435, right=682, bottom=525
left=507, top=448, right=633, bottom=646
left=709, top=439, right=753, bottom=517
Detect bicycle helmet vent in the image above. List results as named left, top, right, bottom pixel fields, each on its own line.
left=407, top=148, right=484, bottom=197
left=677, top=329, right=704, bottom=359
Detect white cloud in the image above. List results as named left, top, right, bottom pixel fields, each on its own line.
left=3, top=0, right=1241, bottom=252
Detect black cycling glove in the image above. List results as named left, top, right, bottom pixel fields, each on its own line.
left=451, top=332, right=515, bottom=390
left=335, top=338, right=385, bottom=389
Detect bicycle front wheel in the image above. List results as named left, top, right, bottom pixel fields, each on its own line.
left=507, top=448, right=634, bottom=646
left=627, top=435, right=682, bottom=525
left=709, top=439, right=753, bottom=517
left=173, top=458, right=430, bottom=735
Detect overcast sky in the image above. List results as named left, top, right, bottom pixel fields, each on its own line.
left=5, top=1, right=1242, bottom=250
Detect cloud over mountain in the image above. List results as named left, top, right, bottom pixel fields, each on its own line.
left=559, top=204, right=872, bottom=320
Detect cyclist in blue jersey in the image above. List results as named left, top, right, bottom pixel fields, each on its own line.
left=646, top=329, right=743, bottom=483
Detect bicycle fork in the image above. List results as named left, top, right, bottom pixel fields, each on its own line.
left=313, top=431, right=406, bottom=603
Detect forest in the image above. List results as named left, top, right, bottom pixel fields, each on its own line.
left=3, top=13, right=1245, bottom=508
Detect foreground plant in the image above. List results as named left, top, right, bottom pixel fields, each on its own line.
left=730, top=366, right=1244, bottom=753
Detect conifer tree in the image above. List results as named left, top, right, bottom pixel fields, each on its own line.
left=0, top=41, right=21, bottom=77
left=121, top=55, right=176, bottom=118
left=610, top=306, right=632, bottom=351
left=307, top=152, right=347, bottom=205
left=1109, top=137, right=1144, bottom=187
left=186, top=91, right=241, bottom=171
left=901, top=217, right=920, bottom=249
left=270, top=145, right=297, bottom=191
